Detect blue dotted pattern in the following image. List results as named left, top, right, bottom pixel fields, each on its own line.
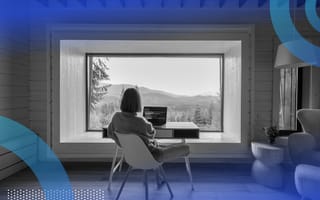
left=7, top=189, right=104, bottom=200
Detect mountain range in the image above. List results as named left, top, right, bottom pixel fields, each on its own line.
left=101, top=84, right=220, bottom=107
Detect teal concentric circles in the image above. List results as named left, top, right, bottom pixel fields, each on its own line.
left=270, top=0, right=320, bottom=67
left=305, top=0, right=320, bottom=32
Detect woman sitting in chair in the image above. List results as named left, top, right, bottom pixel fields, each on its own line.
left=107, top=87, right=189, bottom=162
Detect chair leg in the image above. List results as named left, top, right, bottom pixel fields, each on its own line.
left=118, top=152, right=124, bottom=172
left=159, top=166, right=174, bottom=198
left=113, top=153, right=123, bottom=174
left=184, top=156, right=194, bottom=190
left=115, top=166, right=132, bottom=200
left=144, top=170, right=149, bottom=200
left=108, top=145, right=119, bottom=190
left=155, top=168, right=163, bottom=188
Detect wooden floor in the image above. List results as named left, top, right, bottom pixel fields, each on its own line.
left=0, top=163, right=300, bottom=200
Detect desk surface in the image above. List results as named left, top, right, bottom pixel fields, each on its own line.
left=153, top=122, right=199, bottom=139
left=154, top=122, right=199, bottom=130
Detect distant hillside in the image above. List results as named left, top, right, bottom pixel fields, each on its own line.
left=91, top=84, right=222, bottom=131
left=100, top=84, right=220, bottom=107
left=106, top=84, right=181, bottom=98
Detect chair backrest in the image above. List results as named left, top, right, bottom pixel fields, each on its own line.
left=297, top=109, right=320, bottom=148
left=115, top=132, right=161, bottom=169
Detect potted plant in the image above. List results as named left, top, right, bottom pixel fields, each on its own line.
left=263, top=126, right=279, bottom=144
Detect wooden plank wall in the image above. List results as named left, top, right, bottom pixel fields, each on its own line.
left=29, top=24, right=48, bottom=142
left=0, top=20, right=32, bottom=179
left=253, top=23, right=275, bottom=141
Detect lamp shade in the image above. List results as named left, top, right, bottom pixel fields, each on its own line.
left=274, top=43, right=309, bottom=69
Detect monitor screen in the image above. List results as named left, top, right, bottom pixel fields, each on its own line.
left=143, top=106, right=167, bottom=126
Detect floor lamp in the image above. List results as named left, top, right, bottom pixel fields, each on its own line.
left=274, top=42, right=309, bottom=69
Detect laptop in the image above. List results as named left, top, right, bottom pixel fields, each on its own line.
left=143, top=106, right=167, bottom=127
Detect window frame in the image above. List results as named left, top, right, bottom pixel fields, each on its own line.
left=85, top=53, right=225, bottom=133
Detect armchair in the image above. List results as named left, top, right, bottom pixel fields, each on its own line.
left=288, top=109, right=320, bottom=200
left=288, top=109, right=320, bottom=166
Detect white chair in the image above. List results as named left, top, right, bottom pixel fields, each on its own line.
left=288, top=109, right=320, bottom=200
left=109, top=145, right=160, bottom=191
left=108, top=143, right=124, bottom=190
left=288, top=109, right=320, bottom=166
left=108, top=136, right=194, bottom=191
left=114, top=132, right=173, bottom=200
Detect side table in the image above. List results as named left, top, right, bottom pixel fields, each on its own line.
left=251, top=142, right=284, bottom=188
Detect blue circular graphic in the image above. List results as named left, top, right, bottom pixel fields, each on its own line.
left=305, top=0, right=320, bottom=32
left=0, top=116, right=74, bottom=200
left=270, top=0, right=320, bottom=67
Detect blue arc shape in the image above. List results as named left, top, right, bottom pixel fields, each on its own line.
left=305, top=0, right=320, bottom=32
left=0, top=116, right=74, bottom=200
left=270, top=0, right=320, bottom=67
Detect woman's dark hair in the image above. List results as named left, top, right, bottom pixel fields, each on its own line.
left=120, top=88, right=142, bottom=113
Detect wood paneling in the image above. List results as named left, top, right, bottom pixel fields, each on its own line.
left=0, top=146, right=36, bottom=170
left=28, top=25, right=49, bottom=164
left=0, top=162, right=27, bottom=181
left=253, top=23, right=274, bottom=141
left=0, top=21, right=31, bottom=180
left=0, top=97, right=29, bottom=110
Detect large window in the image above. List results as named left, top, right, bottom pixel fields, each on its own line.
left=86, top=54, right=224, bottom=132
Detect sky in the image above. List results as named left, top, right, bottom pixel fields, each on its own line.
left=106, top=56, right=221, bottom=96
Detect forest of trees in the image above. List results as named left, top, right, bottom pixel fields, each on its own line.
left=88, top=56, right=222, bottom=131
left=89, top=86, right=222, bottom=131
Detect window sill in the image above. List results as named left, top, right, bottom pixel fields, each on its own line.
left=61, top=131, right=240, bottom=144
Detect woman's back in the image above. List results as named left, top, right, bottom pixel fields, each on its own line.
left=106, top=88, right=189, bottom=163
left=107, top=111, right=154, bottom=145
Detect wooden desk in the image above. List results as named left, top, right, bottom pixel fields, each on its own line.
left=154, top=122, right=199, bottom=139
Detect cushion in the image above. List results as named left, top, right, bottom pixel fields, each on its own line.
left=152, top=144, right=190, bottom=162
left=295, top=164, right=320, bottom=200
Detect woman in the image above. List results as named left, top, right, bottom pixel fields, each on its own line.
left=107, top=87, right=189, bottom=162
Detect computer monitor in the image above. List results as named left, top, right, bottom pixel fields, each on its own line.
left=143, top=106, right=167, bottom=126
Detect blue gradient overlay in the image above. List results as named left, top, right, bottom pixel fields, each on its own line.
left=0, top=116, right=74, bottom=200
left=1, top=0, right=272, bottom=26
left=270, top=0, right=320, bottom=67
left=1, top=0, right=319, bottom=199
